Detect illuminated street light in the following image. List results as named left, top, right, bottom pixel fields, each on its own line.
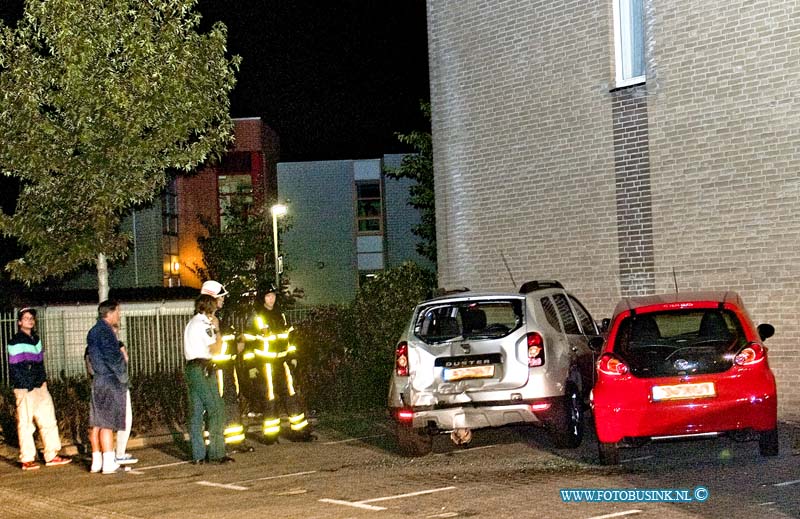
left=271, top=203, right=288, bottom=289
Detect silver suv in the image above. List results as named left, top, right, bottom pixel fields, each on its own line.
left=388, top=281, right=601, bottom=455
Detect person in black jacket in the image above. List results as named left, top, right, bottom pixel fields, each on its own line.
left=7, top=307, right=71, bottom=471
left=245, top=284, right=311, bottom=442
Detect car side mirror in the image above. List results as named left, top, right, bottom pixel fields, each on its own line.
left=757, top=323, right=774, bottom=341
left=588, top=336, right=605, bottom=352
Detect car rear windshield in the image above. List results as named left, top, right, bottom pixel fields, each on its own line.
left=413, top=300, right=523, bottom=344
left=614, top=309, right=747, bottom=377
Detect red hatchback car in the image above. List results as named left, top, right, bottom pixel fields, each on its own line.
left=591, top=291, right=778, bottom=465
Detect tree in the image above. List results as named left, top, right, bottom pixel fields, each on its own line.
left=0, top=0, right=239, bottom=300
left=191, top=199, right=301, bottom=321
left=385, top=101, right=436, bottom=266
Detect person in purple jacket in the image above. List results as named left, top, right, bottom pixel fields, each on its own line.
left=8, top=307, right=72, bottom=470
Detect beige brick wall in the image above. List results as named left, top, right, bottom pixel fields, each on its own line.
left=428, top=0, right=800, bottom=417
left=427, top=0, right=621, bottom=315
left=646, top=2, right=800, bottom=417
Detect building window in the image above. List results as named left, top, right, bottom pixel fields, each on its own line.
left=218, top=174, right=254, bottom=230
left=162, top=179, right=180, bottom=287
left=356, top=181, right=382, bottom=234
left=613, top=0, right=645, bottom=87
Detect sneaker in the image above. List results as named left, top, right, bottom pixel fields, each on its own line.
left=115, top=453, right=138, bottom=465
left=45, top=455, right=72, bottom=467
left=21, top=461, right=40, bottom=471
left=211, top=456, right=235, bottom=464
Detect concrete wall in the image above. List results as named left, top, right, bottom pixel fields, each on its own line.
left=278, top=160, right=358, bottom=305
left=427, top=0, right=800, bottom=416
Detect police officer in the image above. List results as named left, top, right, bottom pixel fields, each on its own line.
left=245, top=283, right=310, bottom=442
left=200, top=280, right=250, bottom=452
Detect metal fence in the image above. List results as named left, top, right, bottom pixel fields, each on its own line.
left=0, top=303, right=315, bottom=386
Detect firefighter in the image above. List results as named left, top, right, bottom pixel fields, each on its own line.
left=200, top=280, right=250, bottom=452
left=244, top=283, right=311, bottom=443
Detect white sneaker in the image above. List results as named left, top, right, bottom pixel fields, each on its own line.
left=115, top=453, right=138, bottom=465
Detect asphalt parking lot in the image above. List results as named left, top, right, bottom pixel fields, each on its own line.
left=0, top=417, right=798, bottom=519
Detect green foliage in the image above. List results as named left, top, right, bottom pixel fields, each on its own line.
left=385, top=101, right=436, bottom=265
left=0, top=372, right=187, bottom=451
left=0, top=0, right=239, bottom=284
left=294, top=262, right=436, bottom=412
left=191, top=200, right=301, bottom=320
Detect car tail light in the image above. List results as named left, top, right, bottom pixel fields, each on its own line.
left=735, top=342, right=766, bottom=366
left=530, top=402, right=551, bottom=412
left=395, top=341, right=409, bottom=376
left=598, top=353, right=628, bottom=376
left=395, top=408, right=414, bottom=422
left=527, top=332, right=545, bottom=367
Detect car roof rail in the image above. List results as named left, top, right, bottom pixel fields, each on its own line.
left=433, top=287, right=471, bottom=297
left=518, top=280, right=564, bottom=294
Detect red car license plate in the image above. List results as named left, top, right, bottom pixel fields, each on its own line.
left=652, top=382, right=716, bottom=401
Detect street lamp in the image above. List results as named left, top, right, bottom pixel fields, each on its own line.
left=271, top=203, right=288, bottom=289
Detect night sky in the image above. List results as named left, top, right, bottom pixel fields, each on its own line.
left=0, top=0, right=430, bottom=171
left=0, top=0, right=430, bottom=276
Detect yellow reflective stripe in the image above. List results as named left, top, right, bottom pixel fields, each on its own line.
left=284, top=363, right=296, bottom=396
left=263, top=417, right=281, bottom=436
left=216, top=370, right=223, bottom=397
left=265, top=364, right=275, bottom=401
left=256, top=316, right=266, bottom=330
left=290, top=420, right=309, bottom=431
left=287, top=344, right=297, bottom=353
left=224, top=425, right=244, bottom=435
left=288, top=413, right=305, bottom=424
left=277, top=332, right=290, bottom=339
left=243, top=352, right=255, bottom=360
left=221, top=334, right=236, bottom=341
left=242, top=334, right=258, bottom=341
left=255, top=349, right=277, bottom=359
left=224, top=433, right=246, bottom=444
left=211, top=354, right=231, bottom=362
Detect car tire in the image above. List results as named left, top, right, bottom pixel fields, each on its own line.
left=395, top=425, right=433, bottom=457
left=598, top=441, right=619, bottom=465
left=759, top=428, right=779, bottom=457
left=550, top=384, right=584, bottom=448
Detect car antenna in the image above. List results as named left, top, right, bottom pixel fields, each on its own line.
left=500, top=250, right=517, bottom=290
left=672, top=266, right=679, bottom=293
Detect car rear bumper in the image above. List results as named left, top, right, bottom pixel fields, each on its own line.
left=392, top=396, right=570, bottom=431
left=593, top=371, right=777, bottom=443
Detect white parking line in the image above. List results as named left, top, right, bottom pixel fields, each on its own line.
left=359, top=486, right=457, bottom=504
left=436, top=445, right=496, bottom=456
left=231, top=470, right=317, bottom=485
left=319, top=499, right=386, bottom=511
left=773, top=479, right=800, bottom=487
left=319, top=486, right=457, bottom=511
left=586, top=511, right=642, bottom=519
left=195, top=481, right=249, bottom=491
left=323, top=434, right=386, bottom=445
left=620, top=456, right=654, bottom=463
left=133, top=461, right=191, bottom=471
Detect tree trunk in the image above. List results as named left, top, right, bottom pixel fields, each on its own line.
left=97, top=252, right=109, bottom=301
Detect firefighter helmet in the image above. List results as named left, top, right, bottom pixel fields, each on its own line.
left=201, top=280, right=229, bottom=297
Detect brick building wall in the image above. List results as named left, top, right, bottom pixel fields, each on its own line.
left=427, top=0, right=800, bottom=417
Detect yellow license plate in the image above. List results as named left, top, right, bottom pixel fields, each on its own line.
left=652, top=382, right=716, bottom=401
left=444, top=365, right=495, bottom=381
